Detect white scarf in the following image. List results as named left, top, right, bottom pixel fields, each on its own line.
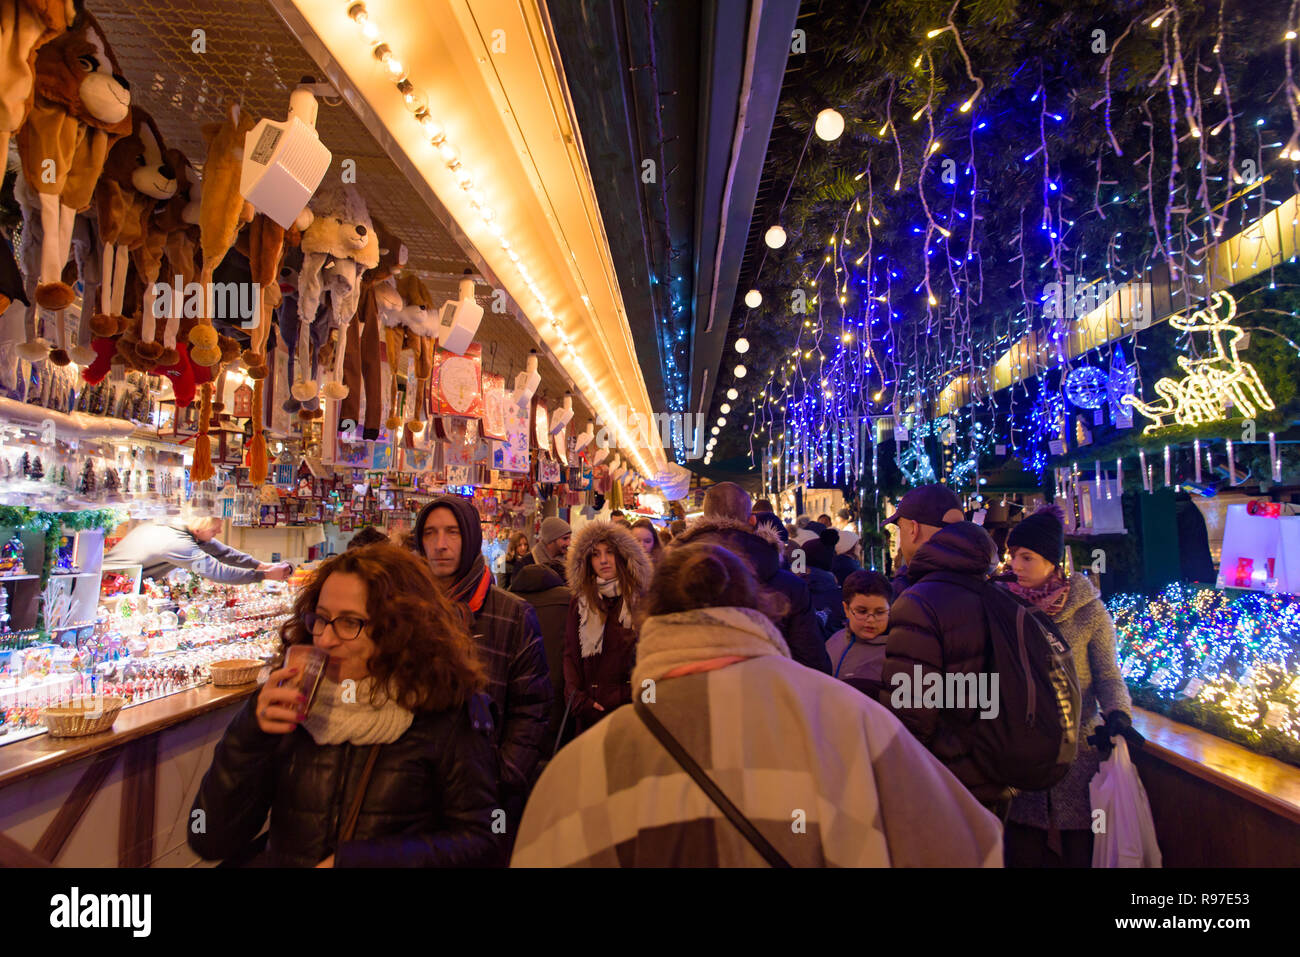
left=632, top=606, right=790, bottom=690
left=302, top=674, right=415, bottom=746
left=578, top=577, right=631, bottom=658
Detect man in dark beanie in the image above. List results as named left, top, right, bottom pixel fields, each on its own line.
left=531, top=516, right=571, bottom=583
left=415, top=495, right=553, bottom=856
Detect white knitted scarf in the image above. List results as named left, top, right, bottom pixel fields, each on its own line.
left=302, top=674, right=414, bottom=746
left=577, top=577, right=631, bottom=658
left=631, top=606, right=791, bottom=690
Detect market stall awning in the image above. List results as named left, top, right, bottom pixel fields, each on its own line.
left=272, top=0, right=667, bottom=480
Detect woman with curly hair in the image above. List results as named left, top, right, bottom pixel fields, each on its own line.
left=189, top=543, right=501, bottom=867
left=562, top=521, right=653, bottom=734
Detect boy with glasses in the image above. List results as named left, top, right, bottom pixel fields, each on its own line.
left=826, top=571, right=893, bottom=697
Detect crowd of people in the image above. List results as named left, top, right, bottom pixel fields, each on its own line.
left=190, top=481, right=1137, bottom=868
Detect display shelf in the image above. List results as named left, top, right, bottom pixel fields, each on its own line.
left=0, top=576, right=39, bottom=582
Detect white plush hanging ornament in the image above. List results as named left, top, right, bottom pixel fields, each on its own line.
left=514, top=351, right=541, bottom=409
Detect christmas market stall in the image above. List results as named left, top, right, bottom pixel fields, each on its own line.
left=0, top=0, right=677, bottom=867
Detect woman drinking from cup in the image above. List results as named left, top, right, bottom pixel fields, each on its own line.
left=190, top=544, right=500, bottom=867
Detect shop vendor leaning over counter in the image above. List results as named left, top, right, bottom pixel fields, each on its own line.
left=103, top=517, right=293, bottom=585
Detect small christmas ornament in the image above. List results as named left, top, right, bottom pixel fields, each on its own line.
left=20, top=452, right=31, bottom=477
left=30, top=456, right=44, bottom=481
left=79, top=460, right=97, bottom=495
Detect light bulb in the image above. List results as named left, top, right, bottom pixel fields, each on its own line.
left=727, top=388, right=738, bottom=400
left=437, top=142, right=459, bottom=166
left=717, top=417, right=727, bottom=426
left=400, top=84, right=427, bottom=115
left=734, top=364, right=747, bottom=378
left=712, top=426, right=720, bottom=435
left=735, top=337, right=750, bottom=354
left=765, top=225, right=787, bottom=249
left=815, top=108, right=845, bottom=141
left=456, top=168, right=474, bottom=189
left=720, top=404, right=731, bottom=414
left=744, top=289, right=762, bottom=308
left=418, top=112, right=445, bottom=143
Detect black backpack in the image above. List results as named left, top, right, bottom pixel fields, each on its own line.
left=926, top=573, right=1081, bottom=791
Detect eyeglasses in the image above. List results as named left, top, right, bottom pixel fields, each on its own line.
left=850, top=609, right=889, bottom=620
left=303, top=611, right=369, bottom=641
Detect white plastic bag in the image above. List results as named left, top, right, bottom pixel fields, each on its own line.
left=1089, top=737, right=1162, bottom=867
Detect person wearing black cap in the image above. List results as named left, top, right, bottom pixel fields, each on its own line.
left=415, top=496, right=553, bottom=850
left=882, top=484, right=966, bottom=600
left=879, top=514, right=1010, bottom=811
left=1003, top=504, right=1135, bottom=867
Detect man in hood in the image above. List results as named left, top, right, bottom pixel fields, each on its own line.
left=882, top=485, right=965, bottom=599
left=415, top=495, right=553, bottom=848
left=879, top=520, right=1009, bottom=810
left=680, top=484, right=831, bottom=673
left=530, top=516, right=571, bottom=583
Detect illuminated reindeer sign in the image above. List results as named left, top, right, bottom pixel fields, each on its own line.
left=1122, top=292, right=1275, bottom=434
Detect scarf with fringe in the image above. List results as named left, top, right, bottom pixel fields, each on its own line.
left=578, top=577, right=630, bottom=658
left=1009, top=574, right=1071, bottom=617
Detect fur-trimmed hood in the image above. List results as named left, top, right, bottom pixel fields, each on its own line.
left=670, top=516, right=783, bottom=584
left=566, top=521, right=654, bottom=595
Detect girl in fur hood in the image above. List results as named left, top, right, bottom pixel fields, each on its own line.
left=1003, top=503, right=1134, bottom=868
left=562, top=521, right=654, bottom=733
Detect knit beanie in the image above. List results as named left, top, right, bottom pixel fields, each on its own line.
left=1007, top=503, right=1066, bottom=565
left=540, top=516, right=571, bottom=545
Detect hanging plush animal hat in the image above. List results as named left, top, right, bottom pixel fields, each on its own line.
left=92, top=108, right=178, bottom=366
left=188, top=100, right=254, bottom=369
left=0, top=0, right=79, bottom=161
left=14, top=8, right=131, bottom=361
left=293, top=181, right=380, bottom=401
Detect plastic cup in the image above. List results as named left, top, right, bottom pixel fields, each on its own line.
left=282, top=644, right=328, bottom=712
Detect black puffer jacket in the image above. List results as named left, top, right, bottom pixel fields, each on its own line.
left=880, top=521, right=1007, bottom=806
left=189, top=693, right=500, bottom=867
left=672, top=518, right=832, bottom=673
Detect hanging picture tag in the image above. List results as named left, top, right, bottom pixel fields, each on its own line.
left=1048, top=440, right=1065, bottom=455
left=1262, top=701, right=1289, bottom=730
left=995, top=444, right=1006, bottom=456
left=1180, top=677, right=1205, bottom=699
left=1093, top=409, right=1105, bottom=426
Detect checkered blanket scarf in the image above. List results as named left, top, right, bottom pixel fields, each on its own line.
left=511, top=609, right=1004, bottom=867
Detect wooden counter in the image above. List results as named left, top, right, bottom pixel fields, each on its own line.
left=1130, top=707, right=1300, bottom=866
left=0, top=682, right=257, bottom=867
left=0, top=683, right=258, bottom=791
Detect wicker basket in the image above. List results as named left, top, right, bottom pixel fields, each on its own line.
left=209, top=659, right=265, bottom=687
left=41, top=697, right=126, bottom=738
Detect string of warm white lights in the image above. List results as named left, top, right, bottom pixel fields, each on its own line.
left=342, top=1, right=657, bottom=480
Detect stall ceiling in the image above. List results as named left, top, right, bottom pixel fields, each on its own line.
left=90, top=0, right=589, bottom=419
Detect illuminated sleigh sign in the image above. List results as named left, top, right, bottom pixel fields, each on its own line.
left=1122, top=292, right=1275, bottom=434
